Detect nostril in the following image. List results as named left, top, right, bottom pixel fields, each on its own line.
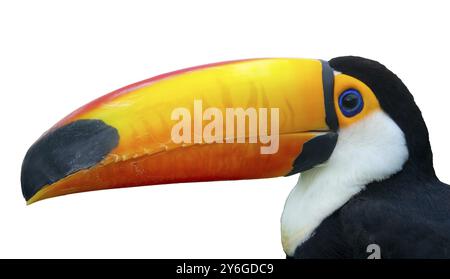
left=21, top=119, right=119, bottom=201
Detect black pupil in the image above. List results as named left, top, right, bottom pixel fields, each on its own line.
left=342, top=93, right=359, bottom=110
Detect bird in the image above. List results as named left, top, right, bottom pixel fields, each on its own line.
left=21, top=56, right=450, bottom=258
left=282, top=57, right=450, bottom=259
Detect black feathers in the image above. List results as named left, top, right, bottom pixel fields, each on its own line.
left=294, top=173, right=450, bottom=258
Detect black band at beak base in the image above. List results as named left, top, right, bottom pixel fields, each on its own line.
left=286, top=61, right=339, bottom=175
left=321, top=60, right=338, bottom=131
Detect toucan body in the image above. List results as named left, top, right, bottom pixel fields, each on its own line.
left=21, top=56, right=450, bottom=258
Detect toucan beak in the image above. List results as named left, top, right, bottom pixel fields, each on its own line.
left=21, top=58, right=338, bottom=204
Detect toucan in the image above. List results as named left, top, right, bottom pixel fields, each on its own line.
left=21, top=56, right=450, bottom=258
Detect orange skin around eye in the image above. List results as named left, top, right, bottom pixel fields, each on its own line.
left=333, top=74, right=381, bottom=128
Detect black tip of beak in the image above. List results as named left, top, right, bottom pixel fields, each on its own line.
left=21, top=119, right=119, bottom=201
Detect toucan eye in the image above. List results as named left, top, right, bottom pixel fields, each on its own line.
left=338, top=89, right=364, bottom=117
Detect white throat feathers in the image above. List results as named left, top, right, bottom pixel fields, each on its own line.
left=281, top=110, right=409, bottom=256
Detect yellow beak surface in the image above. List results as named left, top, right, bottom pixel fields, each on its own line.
left=22, top=58, right=337, bottom=204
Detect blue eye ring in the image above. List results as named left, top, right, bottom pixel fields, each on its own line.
left=338, top=89, right=364, bottom=117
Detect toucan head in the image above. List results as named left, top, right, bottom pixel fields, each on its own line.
left=21, top=56, right=433, bottom=207
left=329, top=56, right=434, bottom=176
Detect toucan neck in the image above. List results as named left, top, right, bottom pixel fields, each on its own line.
left=385, top=161, right=437, bottom=185
left=281, top=110, right=410, bottom=256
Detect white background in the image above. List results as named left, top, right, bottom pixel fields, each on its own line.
left=1, top=0, right=450, bottom=258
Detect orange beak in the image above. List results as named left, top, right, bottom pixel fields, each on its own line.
left=21, top=58, right=338, bottom=204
